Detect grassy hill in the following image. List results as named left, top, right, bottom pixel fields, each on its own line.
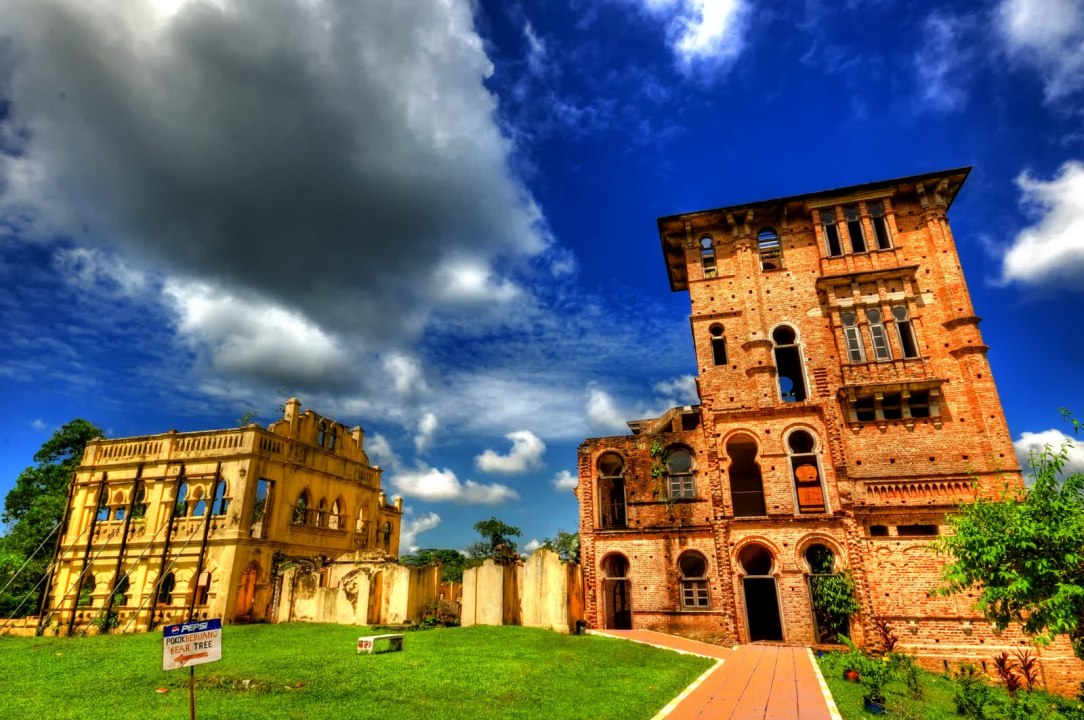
left=0, top=624, right=711, bottom=719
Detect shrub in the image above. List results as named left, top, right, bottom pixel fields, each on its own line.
left=953, top=664, right=992, bottom=719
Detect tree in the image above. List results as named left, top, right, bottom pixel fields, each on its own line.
left=0, top=419, right=103, bottom=617
left=937, top=413, right=1084, bottom=656
left=466, top=517, right=521, bottom=561
left=541, top=529, right=580, bottom=563
left=400, top=548, right=469, bottom=583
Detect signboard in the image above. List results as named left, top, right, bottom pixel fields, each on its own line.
left=163, top=619, right=222, bottom=671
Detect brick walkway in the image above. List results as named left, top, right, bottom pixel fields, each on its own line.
left=591, top=630, right=840, bottom=720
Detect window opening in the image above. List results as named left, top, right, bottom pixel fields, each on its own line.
left=130, top=483, right=146, bottom=520
left=855, top=396, right=876, bottom=422
left=678, top=552, right=710, bottom=609
left=329, top=499, right=342, bottom=530
left=667, top=449, right=695, bottom=499
left=909, top=390, right=931, bottom=418
left=597, top=452, right=627, bottom=529
left=820, top=210, right=842, bottom=257
left=881, top=392, right=903, bottom=420
left=844, top=205, right=866, bottom=252
left=709, top=324, right=728, bottom=366
left=77, top=575, right=96, bottom=607
left=382, top=521, right=393, bottom=545
left=212, top=482, right=229, bottom=516
left=317, top=498, right=329, bottom=528
left=251, top=479, right=272, bottom=539
left=805, top=544, right=850, bottom=642
left=157, top=572, right=175, bottom=605
left=727, top=436, right=766, bottom=517
left=113, top=491, right=126, bottom=522
left=112, top=575, right=130, bottom=607
left=892, top=306, right=919, bottom=358
left=868, top=201, right=892, bottom=249
left=700, top=237, right=717, bottom=278
left=869, top=525, right=889, bottom=537
left=328, top=427, right=338, bottom=451
left=96, top=487, right=111, bottom=523
left=174, top=480, right=189, bottom=518
left=841, top=312, right=865, bottom=363
left=317, top=421, right=327, bottom=448
left=292, top=491, right=309, bottom=525
left=866, top=308, right=892, bottom=361
left=757, top=228, right=783, bottom=271
left=897, top=524, right=938, bottom=536
left=194, top=572, right=211, bottom=605
left=788, top=430, right=826, bottom=513
left=772, top=325, right=807, bottom=402
left=191, top=488, right=207, bottom=517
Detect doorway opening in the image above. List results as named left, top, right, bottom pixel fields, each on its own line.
left=738, top=544, right=784, bottom=642
left=601, top=554, right=632, bottom=629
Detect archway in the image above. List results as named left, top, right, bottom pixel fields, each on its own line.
left=234, top=562, right=260, bottom=622
left=738, top=543, right=784, bottom=642
left=601, top=554, right=632, bottom=629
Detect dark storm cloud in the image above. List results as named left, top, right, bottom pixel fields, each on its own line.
left=2, top=0, right=547, bottom=344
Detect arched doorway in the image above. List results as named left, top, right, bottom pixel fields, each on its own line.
left=601, top=554, right=632, bottom=629
left=367, top=571, right=383, bottom=625
left=234, top=562, right=260, bottom=622
left=738, top=544, right=784, bottom=642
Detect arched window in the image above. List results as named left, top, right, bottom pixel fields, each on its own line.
left=700, top=236, right=717, bottom=278
left=841, top=311, right=865, bottom=363
left=317, top=498, right=329, bottom=528
left=757, top=227, right=782, bottom=271
left=130, top=483, right=146, bottom=520
left=597, top=452, right=627, bottom=529
left=96, top=486, right=111, bottom=523
left=727, top=435, right=766, bottom=517
left=191, top=487, right=207, bottom=517
left=194, top=572, right=211, bottom=606
left=112, top=575, right=130, bottom=607
left=382, top=521, right=393, bottom=545
left=317, top=421, right=327, bottom=447
left=667, top=449, right=695, bottom=499
left=868, top=201, right=892, bottom=249
left=157, top=572, right=176, bottom=605
left=738, top=544, right=773, bottom=575
left=292, top=491, right=310, bottom=525
left=709, top=324, right=728, bottom=366
left=112, top=491, right=126, bottom=522
left=328, top=427, right=338, bottom=451
left=892, top=306, right=919, bottom=358
left=805, top=543, right=850, bottom=642
left=788, top=430, right=826, bottom=514
left=820, top=209, right=842, bottom=257
left=329, top=498, right=342, bottom=530
left=174, top=480, right=189, bottom=518
left=844, top=205, right=866, bottom=252
left=211, top=482, right=229, bottom=516
left=866, top=308, right=892, bottom=361
left=600, top=553, right=632, bottom=630
left=77, top=574, right=96, bottom=607
left=678, top=551, right=710, bottom=609
left=772, top=325, right=807, bottom=402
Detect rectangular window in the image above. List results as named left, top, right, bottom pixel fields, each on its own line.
left=909, top=390, right=931, bottom=418
left=881, top=393, right=903, bottom=420
left=669, top=474, right=695, bottom=499
left=845, top=206, right=867, bottom=252
left=869, top=323, right=892, bottom=361
left=855, top=396, right=876, bottom=421
left=820, top=210, right=842, bottom=256
left=868, top=201, right=892, bottom=249
left=897, top=524, right=938, bottom=536
left=844, top=326, right=865, bottom=363
left=681, top=580, right=709, bottom=608
left=251, top=479, right=273, bottom=539
left=897, top=320, right=919, bottom=358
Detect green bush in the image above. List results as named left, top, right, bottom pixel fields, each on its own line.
left=953, top=664, right=993, bottom=719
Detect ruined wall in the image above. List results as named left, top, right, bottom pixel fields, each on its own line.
left=461, top=551, right=584, bottom=633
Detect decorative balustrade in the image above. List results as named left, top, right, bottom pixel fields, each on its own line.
left=863, top=479, right=975, bottom=505
left=172, top=432, right=245, bottom=457
left=99, top=439, right=163, bottom=461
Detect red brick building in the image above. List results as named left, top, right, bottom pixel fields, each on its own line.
left=577, top=168, right=1081, bottom=690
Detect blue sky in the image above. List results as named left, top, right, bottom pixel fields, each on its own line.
left=1, top=0, right=1083, bottom=553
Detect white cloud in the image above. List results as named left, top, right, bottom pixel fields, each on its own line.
left=653, top=374, right=698, bottom=406
left=163, top=279, right=351, bottom=385
left=383, top=353, right=428, bottom=396
left=1013, top=429, right=1084, bottom=478
left=30, top=418, right=47, bottom=430
left=389, top=463, right=519, bottom=505
left=414, top=412, right=439, bottom=453
left=399, top=510, right=441, bottom=553
left=366, top=432, right=401, bottom=472
left=475, top=430, right=546, bottom=474
left=586, top=387, right=630, bottom=434
left=632, top=0, right=750, bottom=72
left=913, top=12, right=975, bottom=113
left=1000, top=161, right=1084, bottom=287
left=998, top=0, right=1084, bottom=101
left=523, top=538, right=543, bottom=554
left=523, top=20, right=547, bottom=76
left=552, top=470, right=578, bottom=491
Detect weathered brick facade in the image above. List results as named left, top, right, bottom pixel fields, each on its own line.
left=577, top=169, right=1083, bottom=692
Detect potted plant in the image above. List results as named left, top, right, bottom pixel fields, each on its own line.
left=856, top=653, right=893, bottom=715
left=837, top=635, right=863, bottom=683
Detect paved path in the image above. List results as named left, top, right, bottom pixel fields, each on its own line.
left=591, top=630, right=840, bottom=720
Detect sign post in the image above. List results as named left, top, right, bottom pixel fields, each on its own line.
left=163, top=619, right=222, bottom=719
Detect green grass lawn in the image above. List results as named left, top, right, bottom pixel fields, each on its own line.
left=818, top=650, right=1084, bottom=719
left=1, top=624, right=711, bottom=720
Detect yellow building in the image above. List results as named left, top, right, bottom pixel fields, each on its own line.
left=42, top=399, right=402, bottom=634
